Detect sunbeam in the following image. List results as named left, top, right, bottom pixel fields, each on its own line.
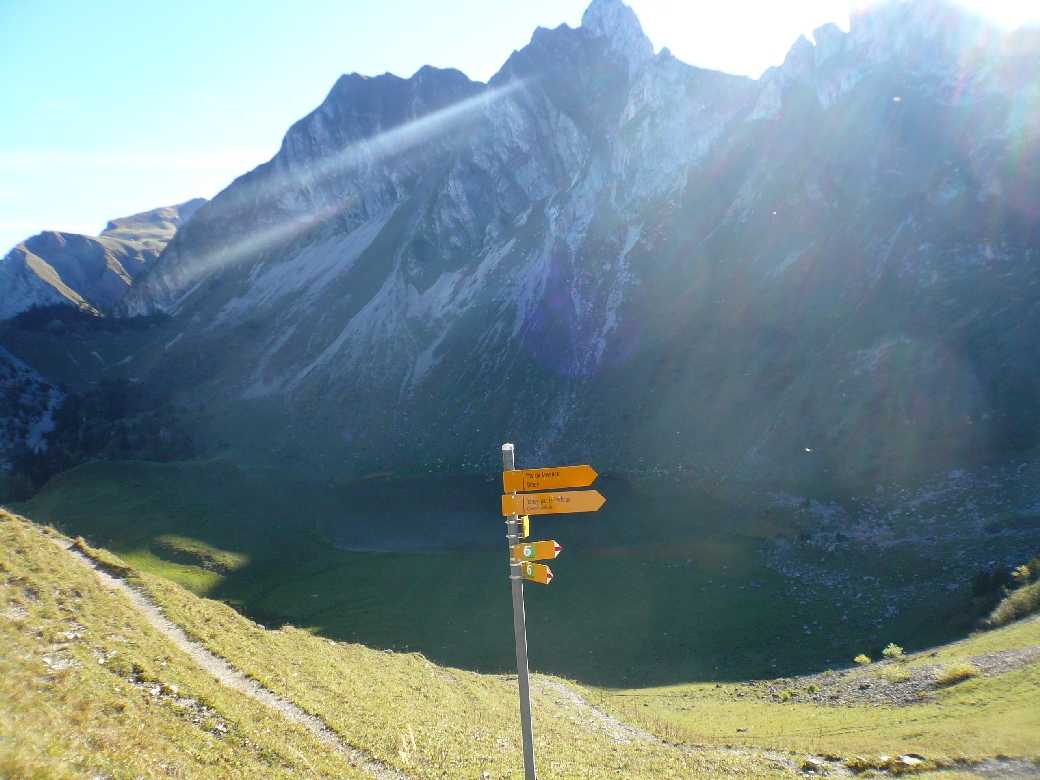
left=214, top=79, right=528, bottom=221
left=154, top=78, right=530, bottom=300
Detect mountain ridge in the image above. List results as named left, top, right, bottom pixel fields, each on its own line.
left=0, top=198, right=206, bottom=319
left=11, top=0, right=1040, bottom=494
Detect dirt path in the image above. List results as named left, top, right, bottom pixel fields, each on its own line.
left=54, top=537, right=408, bottom=780
left=533, top=678, right=811, bottom=775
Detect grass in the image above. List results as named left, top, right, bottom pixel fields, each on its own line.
left=14, top=459, right=978, bottom=687
left=6, top=507, right=1040, bottom=777
left=587, top=614, right=1040, bottom=762
left=0, top=511, right=364, bottom=779
left=2, top=510, right=795, bottom=780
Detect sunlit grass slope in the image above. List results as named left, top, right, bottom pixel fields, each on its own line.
left=591, top=615, right=1040, bottom=764
left=3, top=511, right=796, bottom=780
left=104, top=552, right=795, bottom=779
left=0, top=511, right=362, bottom=779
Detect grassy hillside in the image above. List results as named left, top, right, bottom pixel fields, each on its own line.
left=1, top=511, right=794, bottom=780
left=14, top=459, right=983, bottom=687
left=5, top=508, right=1039, bottom=778
left=591, top=614, right=1040, bottom=766
left=0, top=511, right=363, bottom=778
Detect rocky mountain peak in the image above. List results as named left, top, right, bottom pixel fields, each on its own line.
left=580, top=0, right=653, bottom=74
left=848, top=0, right=1002, bottom=67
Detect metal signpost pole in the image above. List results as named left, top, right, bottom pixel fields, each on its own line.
left=501, top=443, right=537, bottom=780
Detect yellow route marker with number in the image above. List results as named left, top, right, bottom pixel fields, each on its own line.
left=513, top=540, right=562, bottom=562
left=502, top=490, right=605, bottom=516
left=521, top=561, right=553, bottom=585
left=503, top=465, right=598, bottom=493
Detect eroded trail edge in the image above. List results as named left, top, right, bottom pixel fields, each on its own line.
left=53, top=537, right=408, bottom=780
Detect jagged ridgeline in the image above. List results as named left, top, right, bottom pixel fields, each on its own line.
left=8, top=0, right=1040, bottom=491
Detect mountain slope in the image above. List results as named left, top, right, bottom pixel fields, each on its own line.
left=0, top=198, right=205, bottom=319
left=110, top=0, right=1040, bottom=491
left=7, top=511, right=1039, bottom=777
left=1, top=511, right=797, bottom=779
left=0, top=511, right=365, bottom=778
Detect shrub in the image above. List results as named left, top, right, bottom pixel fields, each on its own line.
left=805, top=684, right=819, bottom=694
left=882, top=643, right=904, bottom=660
left=936, top=662, right=980, bottom=687
left=983, top=579, right=1040, bottom=628
left=854, top=654, right=872, bottom=665
left=1013, top=565, right=1031, bottom=587
left=881, top=666, right=912, bottom=683
left=1028, top=556, right=1040, bottom=583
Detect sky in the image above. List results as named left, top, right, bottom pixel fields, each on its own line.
left=1, top=0, right=1039, bottom=255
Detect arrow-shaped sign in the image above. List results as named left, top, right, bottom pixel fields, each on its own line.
left=513, top=540, right=562, bottom=562
left=520, top=561, right=553, bottom=585
left=502, top=490, right=606, bottom=516
left=503, top=465, right=598, bottom=493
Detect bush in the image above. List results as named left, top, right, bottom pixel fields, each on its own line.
left=936, top=662, right=980, bottom=687
left=882, top=643, right=904, bottom=660
left=971, top=564, right=1015, bottom=596
left=983, top=579, right=1040, bottom=629
left=1013, top=565, right=1031, bottom=587
left=854, top=654, right=871, bottom=665
left=881, top=666, right=912, bottom=683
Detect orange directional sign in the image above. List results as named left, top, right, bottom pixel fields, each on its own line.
left=521, top=561, right=553, bottom=585
left=503, top=465, right=597, bottom=493
left=513, top=540, right=562, bottom=562
left=502, top=490, right=606, bottom=516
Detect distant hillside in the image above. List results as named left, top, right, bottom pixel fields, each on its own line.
left=0, top=198, right=205, bottom=319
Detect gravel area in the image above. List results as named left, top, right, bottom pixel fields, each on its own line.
left=764, top=644, right=1040, bottom=707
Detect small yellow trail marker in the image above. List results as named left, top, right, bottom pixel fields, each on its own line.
left=513, top=540, right=562, bottom=562
left=502, top=490, right=606, bottom=516
left=521, top=561, right=553, bottom=585
left=503, top=465, right=597, bottom=493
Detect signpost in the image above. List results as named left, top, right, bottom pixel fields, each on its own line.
left=521, top=561, right=553, bottom=585
left=512, top=540, right=562, bottom=562
left=500, top=444, right=604, bottom=780
left=501, top=490, right=606, bottom=517
left=503, top=465, right=598, bottom=493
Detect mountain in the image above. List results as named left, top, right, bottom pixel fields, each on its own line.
left=0, top=346, right=60, bottom=476
left=45, top=0, right=1040, bottom=491
left=0, top=199, right=206, bottom=319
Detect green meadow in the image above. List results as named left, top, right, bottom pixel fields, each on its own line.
left=14, top=458, right=984, bottom=688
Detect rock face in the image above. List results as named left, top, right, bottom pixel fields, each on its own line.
left=0, top=346, right=61, bottom=470
left=0, top=199, right=206, bottom=319
left=122, top=0, right=1040, bottom=487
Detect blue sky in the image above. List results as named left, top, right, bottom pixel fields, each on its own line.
left=1, top=0, right=1038, bottom=255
